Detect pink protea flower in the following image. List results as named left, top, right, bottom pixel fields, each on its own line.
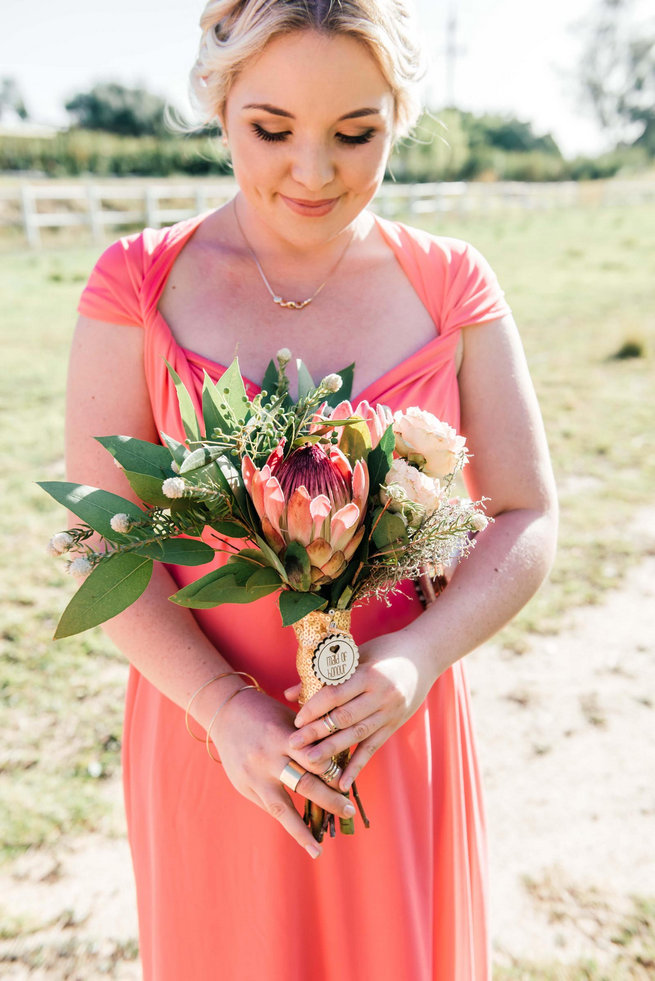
left=242, top=442, right=369, bottom=586
left=311, top=399, right=393, bottom=449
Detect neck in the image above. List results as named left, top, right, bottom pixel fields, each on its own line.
left=231, top=192, right=369, bottom=270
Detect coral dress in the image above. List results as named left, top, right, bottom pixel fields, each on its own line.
left=78, top=211, right=510, bottom=981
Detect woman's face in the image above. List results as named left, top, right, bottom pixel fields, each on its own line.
left=223, top=30, right=396, bottom=248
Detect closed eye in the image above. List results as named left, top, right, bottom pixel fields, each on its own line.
left=336, top=129, right=376, bottom=145
left=251, top=123, right=376, bottom=146
left=252, top=123, right=290, bottom=143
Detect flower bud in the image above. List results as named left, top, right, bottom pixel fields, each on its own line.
left=47, top=531, right=74, bottom=556
left=276, top=348, right=292, bottom=366
left=162, top=476, right=186, bottom=499
left=110, top=513, right=132, bottom=534
left=321, top=373, right=342, bottom=393
left=67, top=557, right=93, bottom=579
left=470, top=511, right=489, bottom=532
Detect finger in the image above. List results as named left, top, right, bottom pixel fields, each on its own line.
left=295, top=710, right=388, bottom=771
left=257, top=785, right=324, bottom=858
left=284, top=682, right=303, bottom=702
left=339, top=728, right=391, bottom=792
left=293, top=674, right=367, bottom=728
left=295, top=770, right=356, bottom=820
left=289, top=692, right=378, bottom=750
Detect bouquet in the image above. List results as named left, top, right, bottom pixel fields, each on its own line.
left=41, top=350, right=489, bottom=840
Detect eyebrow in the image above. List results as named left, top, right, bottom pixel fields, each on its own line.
left=243, top=103, right=381, bottom=121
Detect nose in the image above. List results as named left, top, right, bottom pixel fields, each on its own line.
left=290, top=139, right=335, bottom=192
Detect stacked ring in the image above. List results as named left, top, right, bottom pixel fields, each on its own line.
left=280, top=761, right=306, bottom=792
left=321, top=711, right=339, bottom=734
left=322, top=758, right=341, bottom=783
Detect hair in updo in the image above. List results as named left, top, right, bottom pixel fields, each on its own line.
left=190, top=0, right=424, bottom=139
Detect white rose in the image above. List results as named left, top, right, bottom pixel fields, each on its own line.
left=393, top=407, right=467, bottom=478
left=381, top=458, right=442, bottom=526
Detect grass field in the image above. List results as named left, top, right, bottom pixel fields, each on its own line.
left=1, top=199, right=654, bottom=976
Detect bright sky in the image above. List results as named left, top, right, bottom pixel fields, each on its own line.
left=0, top=0, right=644, bottom=158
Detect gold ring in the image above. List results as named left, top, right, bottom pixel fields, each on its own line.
left=322, top=758, right=341, bottom=783
left=322, top=711, right=339, bottom=734
left=280, top=761, right=306, bottom=792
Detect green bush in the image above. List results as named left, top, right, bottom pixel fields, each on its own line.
left=0, top=129, right=231, bottom=177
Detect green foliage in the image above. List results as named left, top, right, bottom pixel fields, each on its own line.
left=278, top=589, right=327, bottom=627
left=390, top=108, right=572, bottom=183
left=65, top=83, right=172, bottom=138
left=0, top=128, right=231, bottom=178
left=54, top=553, right=153, bottom=639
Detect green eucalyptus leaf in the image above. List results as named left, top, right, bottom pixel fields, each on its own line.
left=134, top=538, right=215, bottom=566
left=323, top=363, right=354, bottom=409
left=38, top=482, right=144, bottom=541
left=260, top=359, right=278, bottom=405
left=278, top=589, right=327, bottom=628
left=165, top=360, right=201, bottom=441
left=160, top=433, right=189, bottom=466
left=54, top=553, right=152, bottom=639
left=371, top=510, right=408, bottom=550
left=245, top=566, right=282, bottom=597
left=296, top=360, right=315, bottom=400
left=253, top=534, right=287, bottom=579
left=366, top=423, right=395, bottom=494
left=216, top=358, right=250, bottom=424
left=283, top=541, right=312, bottom=591
left=95, top=435, right=174, bottom=478
left=208, top=519, right=250, bottom=538
left=180, top=444, right=227, bottom=474
left=121, top=470, right=170, bottom=506
left=169, top=561, right=251, bottom=608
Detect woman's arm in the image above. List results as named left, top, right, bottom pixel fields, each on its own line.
left=66, top=316, right=355, bottom=855
left=288, top=312, right=559, bottom=789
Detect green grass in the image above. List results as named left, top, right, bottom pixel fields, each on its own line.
left=1, top=200, right=654, bottom=974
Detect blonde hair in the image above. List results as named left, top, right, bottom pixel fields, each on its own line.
left=190, top=0, right=424, bottom=139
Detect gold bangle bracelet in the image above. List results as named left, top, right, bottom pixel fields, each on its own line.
left=185, top=670, right=260, bottom=741
left=205, top=684, right=261, bottom=764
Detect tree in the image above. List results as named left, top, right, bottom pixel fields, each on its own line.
left=576, top=0, right=655, bottom=154
left=0, top=77, right=29, bottom=121
left=65, top=82, right=171, bottom=137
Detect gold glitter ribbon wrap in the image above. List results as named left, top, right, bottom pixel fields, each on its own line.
left=292, top=609, right=353, bottom=706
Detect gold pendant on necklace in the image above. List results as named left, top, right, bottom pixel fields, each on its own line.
left=273, top=295, right=313, bottom=310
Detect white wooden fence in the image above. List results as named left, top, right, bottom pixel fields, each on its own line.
left=1, top=178, right=654, bottom=247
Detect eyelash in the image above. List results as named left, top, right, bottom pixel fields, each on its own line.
left=251, top=123, right=375, bottom=146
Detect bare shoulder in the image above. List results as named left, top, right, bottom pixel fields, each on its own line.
left=458, top=313, right=557, bottom=516
left=66, top=316, right=157, bottom=492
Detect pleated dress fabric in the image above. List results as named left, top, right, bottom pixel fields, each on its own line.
left=78, top=211, right=511, bottom=981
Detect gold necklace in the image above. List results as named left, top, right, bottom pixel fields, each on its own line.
left=233, top=200, right=354, bottom=311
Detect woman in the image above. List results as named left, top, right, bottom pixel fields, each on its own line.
left=67, top=1, right=558, bottom=978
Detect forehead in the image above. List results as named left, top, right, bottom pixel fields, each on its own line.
left=228, top=30, right=394, bottom=118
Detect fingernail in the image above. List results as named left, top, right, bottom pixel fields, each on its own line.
left=343, top=803, right=356, bottom=817
left=307, top=749, right=320, bottom=762
left=342, top=776, right=353, bottom=791
left=306, top=843, right=321, bottom=859
left=294, top=715, right=304, bottom=728
left=288, top=733, right=303, bottom=748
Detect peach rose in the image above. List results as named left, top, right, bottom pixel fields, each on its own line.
left=381, top=458, right=443, bottom=527
left=393, top=407, right=467, bottom=478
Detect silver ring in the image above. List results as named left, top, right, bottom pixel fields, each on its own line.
left=322, top=758, right=341, bottom=783
left=280, top=761, right=306, bottom=792
left=322, top=711, right=339, bottom=734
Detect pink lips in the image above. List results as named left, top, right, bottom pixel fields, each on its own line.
left=280, top=194, right=339, bottom=217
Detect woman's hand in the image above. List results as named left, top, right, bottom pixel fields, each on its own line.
left=286, top=630, right=439, bottom=793
left=211, top=686, right=356, bottom=858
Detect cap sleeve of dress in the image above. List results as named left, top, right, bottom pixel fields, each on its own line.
left=77, top=232, right=146, bottom=327
left=439, top=238, right=511, bottom=337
